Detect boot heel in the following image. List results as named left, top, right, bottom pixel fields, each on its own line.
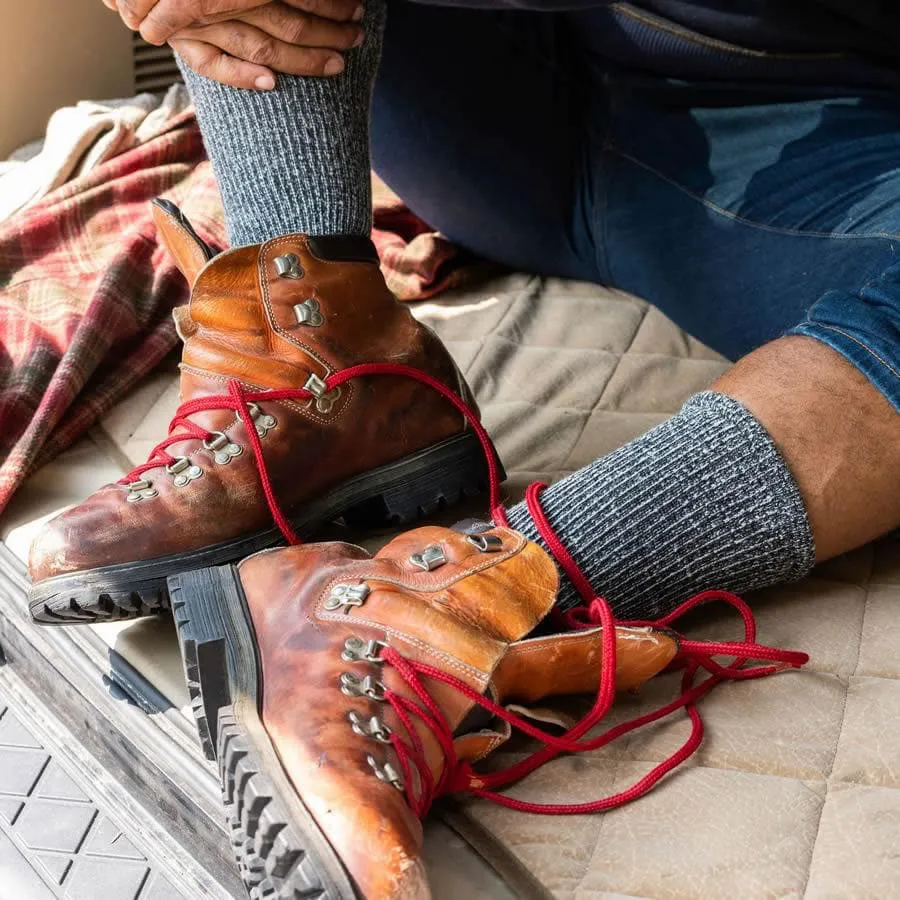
left=169, top=565, right=255, bottom=761
left=342, top=431, right=504, bottom=529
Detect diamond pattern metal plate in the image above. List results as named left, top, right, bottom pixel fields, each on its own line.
left=0, top=700, right=185, bottom=900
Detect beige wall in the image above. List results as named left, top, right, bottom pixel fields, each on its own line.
left=0, top=0, right=133, bottom=157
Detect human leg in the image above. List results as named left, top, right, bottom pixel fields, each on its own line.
left=372, top=2, right=599, bottom=280
left=371, top=7, right=861, bottom=616
left=509, top=39, right=900, bottom=612
left=27, top=1, right=491, bottom=623
left=178, top=1, right=385, bottom=244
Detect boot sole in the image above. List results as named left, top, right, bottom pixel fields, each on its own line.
left=29, top=431, right=498, bottom=626
left=169, top=563, right=361, bottom=900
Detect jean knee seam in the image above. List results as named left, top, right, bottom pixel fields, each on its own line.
left=611, top=148, right=900, bottom=242
left=799, top=272, right=899, bottom=379
left=798, top=321, right=900, bottom=379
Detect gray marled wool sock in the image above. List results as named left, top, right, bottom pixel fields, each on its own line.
left=177, top=0, right=386, bottom=245
left=505, top=391, right=815, bottom=619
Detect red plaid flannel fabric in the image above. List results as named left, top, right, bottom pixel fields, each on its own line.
left=0, top=114, right=491, bottom=515
left=0, top=111, right=225, bottom=515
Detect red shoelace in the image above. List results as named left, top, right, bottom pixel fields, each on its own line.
left=125, top=363, right=808, bottom=815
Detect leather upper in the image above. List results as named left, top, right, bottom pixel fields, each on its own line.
left=29, top=206, right=473, bottom=583
left=238, top=525, right=679, bottom=899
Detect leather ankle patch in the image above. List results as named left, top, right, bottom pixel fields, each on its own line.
left=306, top=235, right=379, bottom=265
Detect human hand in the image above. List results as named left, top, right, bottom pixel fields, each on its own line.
left=102, top=0, right=362, bottom=45
left=102, top=0, right=363, bottom=89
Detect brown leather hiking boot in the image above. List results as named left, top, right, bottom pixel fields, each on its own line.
left=167, top=524, right=680, bottom=900
left=28, top=200, right=497, bottom=625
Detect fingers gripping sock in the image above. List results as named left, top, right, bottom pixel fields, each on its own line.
left=176, top=0, right=386, bottom=244
left=505, top=391, right=816, bottom=619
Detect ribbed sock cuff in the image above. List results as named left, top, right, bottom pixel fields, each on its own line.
left=505, top=391, right=815, bottom=618
left=177, top=0, right=386, bottom=245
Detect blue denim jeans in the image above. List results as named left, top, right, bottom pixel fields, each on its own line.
left=371, top=5, right=900, bottom=410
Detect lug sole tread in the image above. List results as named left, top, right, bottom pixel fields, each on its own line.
left=171, top=577, right=217, bottom=759
left=170, top=567, right=358, bottom=899
left=36, top=587, right=166, bottom=624
left=218, top=711, right=328, bottom=900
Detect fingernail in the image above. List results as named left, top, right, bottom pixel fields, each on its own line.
left=255, top=74, right=276, bottom=90
left=352, top=4, right=364, bottom=21
left=352, top=30, right=365, bottom=48
left=324, top=56, right=345, bottom=76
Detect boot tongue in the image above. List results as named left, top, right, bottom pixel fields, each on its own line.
left=152, top=199, right=214, bottom=286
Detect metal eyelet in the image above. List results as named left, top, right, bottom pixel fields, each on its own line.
left=409, top=545, right=447, bottom=572
left=304, top=373, right=341, bottom=415
left=166, top=457, right=203, bottom=488
left=466, top=533, right=503, bottom=553
left=342, top=637, right=386, bottom=664
left=324, top=583, right=370, bottom=612
left=361, top=677, right=386, bottom=701
left=367, top=755, right=404, bottom=791
left=246, top=403, right=277, bottom=438
left=125, top=479, right=158, bottom=502
left=340, top=672, right=363, bottom=696
left=340, top=673, right=385, bottom=701
left=274, top=253, right=304, bottom=279
left=203, top=432, right=243, bottom=465
left=293, top=298, right=324, bottom=326
left=348, top=711, right=392, bottom=744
